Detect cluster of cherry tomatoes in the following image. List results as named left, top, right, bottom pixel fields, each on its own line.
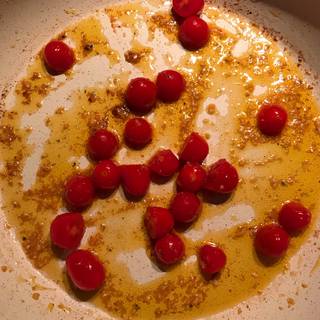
left=44, top=0, right=312, bottom=294
left=46, top=35, right=239, bottom=288
left=42, top=0, right=210, bottom=77
left=51, top=125, right=238, bottom=290
left=172, top=0, right=210, bottom=50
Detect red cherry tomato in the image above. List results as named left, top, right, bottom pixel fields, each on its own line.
left=124, top=117, right=152, bottom=149
left=50, top=212, right=85, bottom=250
left=279, top=201, right=311, bottom=233
left=177, top=162, right=206, bottom=193
left=178, top=16, right=209, bottom=50
left=180, top=132, right=209, bottom=164
left=149, top=149, right=180, bottom=178
left=43, top=40, right=75, bottom=74
left=170, top=191, right=201, bottom=223
left=156, top=70, right=185, bottom=103
left=254, top=224, right=290, bottom=258
left=66, top=250, right=105, bottom=291
left=120, top=164, right=150, bottom=198
left=126, top=77, right=157, bottom=114
left=198, top=244, right=226, bottom=275
left=204, top=159, right=239, bottom=194
left=173, top=0, right=204, bottom=18
left=257, top=104, right=287, bottom=136
left=87, top=129, right=119, bottom=161
left=92, top=160, right=120, bottom=191
left=144, top=207, right=174, bottom=240
left=171, top=7, right=185, bottom=25
left=65, top=175, right=94, bottom=209
left=154, top=233, right=185, bottom=265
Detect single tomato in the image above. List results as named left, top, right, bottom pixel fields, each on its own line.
left=204, top=159, right=239, bottom=194
left=198, top=244, right=227, bottom=275
left=170, top=191, right=201, bottom=223
left=126, top=77, right=157, bottom=114
left=154, top=233, right=185, bottom=265
left=254, top=224, right=290, bottom=258
left=179, top=16, right=209, bottom=50
left=257, top=104, right=287, bottom=136
left=124, top=117, right=152, bottom=149
left=179, top=132, right=209, bottom=164
left=120, top=164, right=150, bottom=198
left=144, top=206, right=174, bottom=240
left=50, top=212, right=85, bottom=250
left=87, top=129, right=119, bottom=161
left=43, top=40, right=75, bottom=74
left=279, top=201, right=311, bottom=233
left=92, top=160, right=120, bottom=191
left=66, top=250, right=105, bottom=291
left=65, top=175, right=94, bottom=209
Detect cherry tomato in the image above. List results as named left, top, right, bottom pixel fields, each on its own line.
left=87, top=129, right=119, bottom=161
left=149, top=149, right=180, bottom=178
left=177, top=162, right=206, bottom=193
left=120, top=164, right=150, bottom=198
left=257, top=104, right=287, bottom=136
left=65, top=175, right=94, bottom=209
left=154, top=233, right=185, bottom=265
left=124, top=117, right=152, bottom=149
left=173, top=0, right=204, bottom=18
left=170, top=191, right=201, bottom=223
left=180, top=132, right=209, bottom=164
left=254, top=224, right=290, bottom=258
left=50, top=212, right=85, bottom=250
left=43, top=40, right=75, bottom=74
left=126, top=77, right=157, bottom=114
left=178, top=16, right=209, bottom=50
left=92, top=160, right=120, bottom=191
left=204, top=159, right=239, bottom=194
left=156, top=70, right=185, bottom=102
left=171, top=7, right=185, bottom=25
left=144, top=207, right=174, bottom=240
left=66, top=250, right=105, bottom=291
left=198, top=244, right=226, bottom=275
left=279, top=201, right=311, bottom=233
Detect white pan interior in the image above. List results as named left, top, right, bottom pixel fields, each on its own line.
left=0, top=0, right=319, bottom=319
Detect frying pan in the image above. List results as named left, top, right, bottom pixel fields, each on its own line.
left=0, top=0, right=319, bottom=319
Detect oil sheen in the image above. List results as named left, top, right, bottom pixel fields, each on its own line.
left=1, top=1, right=320, bottom=319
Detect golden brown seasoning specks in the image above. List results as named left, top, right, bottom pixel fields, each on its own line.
left=32, top=292, right=40, bottom=300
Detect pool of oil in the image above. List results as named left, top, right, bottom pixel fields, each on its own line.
left=1, top=0, right=320, bottom=319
